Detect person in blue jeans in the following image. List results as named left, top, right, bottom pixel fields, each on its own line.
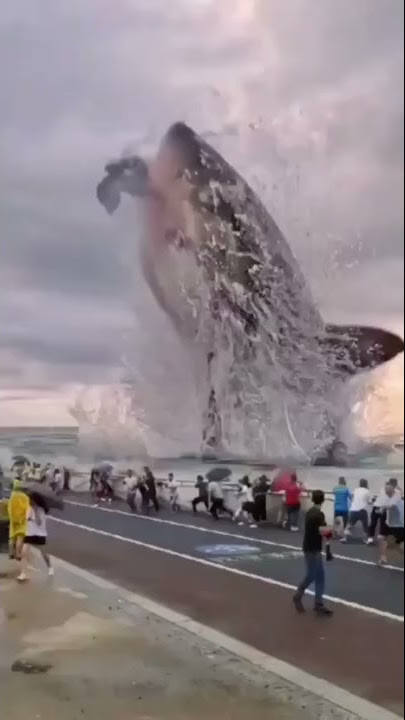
left=333, top=477, right=352, bottom=535
left=293, top=490, right=333, bottom=616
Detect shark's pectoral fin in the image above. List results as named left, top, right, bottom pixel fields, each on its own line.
left=96, top=175, right=121, bottom=214
left=97, top=155, right=150, bottom=214
left=322, top=324, right=404, bottom=374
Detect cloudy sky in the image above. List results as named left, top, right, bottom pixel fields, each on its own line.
left=0, top=0, right=403, bottom=429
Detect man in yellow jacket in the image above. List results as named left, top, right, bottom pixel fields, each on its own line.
left=8, top=479, right=30, bottom=560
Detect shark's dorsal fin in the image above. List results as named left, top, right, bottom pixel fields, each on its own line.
left=322, top=324, right=404, bottom=374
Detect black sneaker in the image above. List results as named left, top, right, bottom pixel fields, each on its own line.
left=314, top=604, right=333, bottom=617
left=293, top=595, right=305, bottom=613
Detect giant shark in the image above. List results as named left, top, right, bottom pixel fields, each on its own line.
left=96, top=122, right=404, bottom=459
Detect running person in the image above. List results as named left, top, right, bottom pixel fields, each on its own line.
left=293, top=490, right=333, bottom=616
left=167, top=473, right=180, bottom=512
left=233, top=476, right=257, bottom=527
left=252, top=475, right=269, bottom=522
left=192, top=475, right=209, bottom=512
left=89, top=469, right=99, bottom=498
left=333, top=477, right=352, bottom=536
left=124, top=469, right=138, bottom=512
left=8, top=479, right=29, bottom=561
left=342, top=479, right=370, bottom=542
left=283, top=473, right=302, bottom=532
left=208, top=479, right=233, bottom=520
left=143, top=467, right=159, bottom=512
left=377, top=484, right=404, bottom=566
left=17, top=492, right=53, bottom=582
left=367, top=481, right=392, bottom=545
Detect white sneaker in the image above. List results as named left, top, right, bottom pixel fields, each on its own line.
left=249, top=524, right=258, bottom=529
left=16, top=573, right=28, bottom=582
left=291, top=526, right=299, bottom=532
left=48, top=567, right=54, bottom=577
left=340, top=537, right=347, bottom=543
left=366, top=538, right=374, bottom=545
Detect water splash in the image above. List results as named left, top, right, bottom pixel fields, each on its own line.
left=87, top=121, right=403, bottom=462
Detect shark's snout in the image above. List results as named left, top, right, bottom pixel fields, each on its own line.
left=164, top=122, right=237, bottom=190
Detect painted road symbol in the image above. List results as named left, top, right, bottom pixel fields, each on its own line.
left=196, top=544, right=262, bottom=556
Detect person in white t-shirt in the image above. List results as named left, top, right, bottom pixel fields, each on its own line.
left=233, top=476, right=257, bottom=528
left=167, top=473, right=180, bottom=512
left=366, top=478, right=401, bottom=545
left=124, top=469, right=138, bottom=512
left=44, top=464, right=54, bottom=485
left=17, top=492, right=53, bottom=582
left=342, top=479, right=371, bottom=542
left=376, top=483, right=404, bottom=566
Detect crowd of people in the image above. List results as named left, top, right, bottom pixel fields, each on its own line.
left=9, top=461, right=71, bottom=493
left=87, top=464, right=403, bottom=617
left=3, top=458, right=403, bottom=610
left=110, top=468, right=274, bottom=524
left=90, top=465, right=161, bottom=511
left=89, top=465, right=404, bottom=559
left=294, top=476, right=404, bottom=616
left=332, top=475, right=404, bottom=565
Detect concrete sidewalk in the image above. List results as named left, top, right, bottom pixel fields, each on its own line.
left=0, top=555, right=387, bottom=720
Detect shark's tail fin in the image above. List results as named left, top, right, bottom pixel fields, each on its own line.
left=322, top=324, right=404, bottom=375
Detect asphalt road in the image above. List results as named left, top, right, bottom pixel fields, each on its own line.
left=46, top=496, right=404, bottom=715
left=52, top=497, right=404, bottom=617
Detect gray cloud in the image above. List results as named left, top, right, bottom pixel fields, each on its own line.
left=0, top=0, right=403, bottom=396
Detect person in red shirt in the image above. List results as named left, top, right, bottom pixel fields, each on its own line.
left=283, top=473, right=302, bottom=532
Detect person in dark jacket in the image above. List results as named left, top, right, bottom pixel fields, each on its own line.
left=143, top=467, right=159, bottom=512
left=192, top=475, right=209, bottom=512
left=63, top=467, right=71, bottom=491
left=253, top=475, right=269, bottom=522
left=90, top=469, right=99, bottom=497
left=137, top=475, right=150, bottom=513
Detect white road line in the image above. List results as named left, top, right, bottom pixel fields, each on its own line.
left=49, top=516, right=404, bottom=623
left=64, top=499, right=404, bottom=573
left=51, top=555, right=403, bottom=720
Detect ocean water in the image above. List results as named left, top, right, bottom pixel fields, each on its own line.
left=0, top=427, right=403, bottom=494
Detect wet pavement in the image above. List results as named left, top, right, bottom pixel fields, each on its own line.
left=1, top=493, right=403, bottom=719
left=1, top=555, right=363, bottom=720
left=58, top=498, right=404, bottom=616
left=38, top=498, right=405, bottom=716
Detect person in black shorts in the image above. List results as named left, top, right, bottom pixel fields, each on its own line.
left=293, top=490, right=333, bottom=616
left=367, top=481, right=392, bottom=545
left=17, top=492, right=53, bottom=582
